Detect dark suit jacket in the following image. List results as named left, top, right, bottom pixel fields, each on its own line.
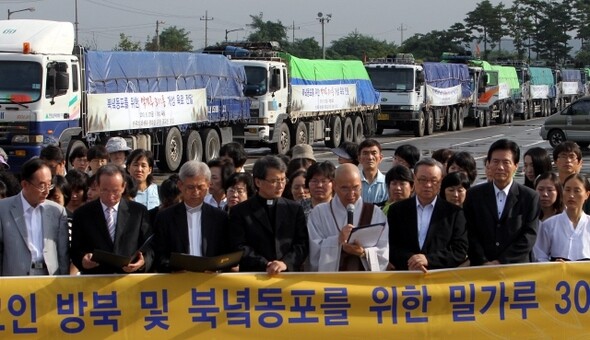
left=463, top=181, right=540, bottom=265
left=153, top=202, right=230, bottom=272
left=388, top=196, right=468, bottom=270
left=229, top=196, right=309, bottom=272
left=70, top=199, right=153, bottom=274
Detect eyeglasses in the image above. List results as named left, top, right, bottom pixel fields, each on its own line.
left=227, top=187, right=247, bottom=195
left=263, top=177, right=287, bottom=186
left=339, top=185, right=361, bottom=194
left=184, top=184, right=208, bottom=192
left=557, top=154, right=579, bottom=161
left=309, top=179, right=331, bottom=186
left=27, top=181, right=54, bottom=192
left=416, top=178, right=440, bottom=185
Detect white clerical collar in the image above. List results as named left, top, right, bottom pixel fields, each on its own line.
left=185, top=203, right=203, bottom=214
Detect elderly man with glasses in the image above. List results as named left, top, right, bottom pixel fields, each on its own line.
left=0, top=158, right=69, bottom=276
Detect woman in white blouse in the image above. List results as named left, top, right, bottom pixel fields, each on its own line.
left=534, top=173, right=590, bottom=262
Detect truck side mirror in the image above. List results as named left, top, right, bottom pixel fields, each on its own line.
left=416, top=71, right=424, bottom=86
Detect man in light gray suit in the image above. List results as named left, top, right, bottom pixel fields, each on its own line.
left=0, top=158, right=69, bottom=276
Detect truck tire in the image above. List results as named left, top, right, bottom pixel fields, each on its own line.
left=352, top=115, right=364, bottom=143
left=272, top=122, right=291, bottom=154
left=496, top=104, right=504, bottom=124
left=425, top=110, right=434, bottom=136
left=159, top=127, right=183, bottom=172
left=66, top=139, right=86, bottom=172
left=449, top=108, right=458, bottom=131
left=325, top=117, right=342, bottom=148
left=548, top=129, right=566, bottom=148
left=476, top=111, right=484, bottom=127
left=457, top=107, right=464, bottom=130
left=483, top=111, right=491, bottom=127
left=293, top=121, right=308, bottom=145
left=201, top=128, right=221, bottom=162
left=414, top=111, right=425, bottom=137
left=184, top=130, right=203, bottom=162
left=342, top=117, right=353, bottom=143
left=507, top=104, right=514, bottom=123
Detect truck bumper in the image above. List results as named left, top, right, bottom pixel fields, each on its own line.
left=244, top=125, right=271, bottom=143
left=2, top=145, right=43, bottom=174
left=377, top=110, right=421, bottom=128
left=539, top=126, right=549, bottom=140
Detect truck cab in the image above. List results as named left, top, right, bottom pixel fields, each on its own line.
left=365, top=54, right=424, bottom=133
left=0, top=20, right=81, bottom=172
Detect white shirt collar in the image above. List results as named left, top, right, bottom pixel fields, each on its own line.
left=20, top=192, right=42, bottom=211
left=185, top=202, right=204, bottom=214
left=416, top=195, right=437, bottom=209
left=493, top=180, right=513, bottom=197
left=100, top=200, right=121, bottom=212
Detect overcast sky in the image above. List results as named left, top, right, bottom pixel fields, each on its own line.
left=2, top=0, right=511, bottom=50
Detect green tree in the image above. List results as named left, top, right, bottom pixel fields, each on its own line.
left=114, top=33, right=142, bottom=51
left=246, top=13, right=288, bottom=46
left=400, top=30, right=467, bottom=61
left=505, top=0, right=535, bottom=60
left=145, top=26, right=193, bottom=51
left=284, top=38, right=322, bottom=59
left=327, top=31, right=397, bottom=60
left=448, top=22, right=472, bottom=51
left=465, top=0, right=503, bottom=58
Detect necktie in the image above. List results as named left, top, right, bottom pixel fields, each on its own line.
left=106, top=207, right=116, bottom=241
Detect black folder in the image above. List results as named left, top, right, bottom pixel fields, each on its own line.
left=91, top=234, right=154, bottom=267
left=169, top=250, right=244, bottom=272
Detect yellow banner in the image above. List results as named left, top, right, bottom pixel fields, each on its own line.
left=0, top=263, right=588, bottom=338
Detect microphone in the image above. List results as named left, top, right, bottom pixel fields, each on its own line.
left=347, top=204, right=355, bottom=225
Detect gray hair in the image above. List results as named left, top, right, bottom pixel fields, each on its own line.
left=178, top=160, right=211, bottom=182
left=413, top=157, right=444, bottom=175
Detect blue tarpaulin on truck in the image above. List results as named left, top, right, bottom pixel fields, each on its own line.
left=422, top=62, right=472, bottom=99
left=84, top=51, right=250, bottom=122
left=529, top=67, right=554, bottom=86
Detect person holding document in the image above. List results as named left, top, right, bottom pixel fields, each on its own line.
left=388, top=158, right=468, bottom=272
left=308, top=163, right=389, bottom=272
left=153, top=161, right=230, bottom=272
left=71, top=164, right=153, bottom=274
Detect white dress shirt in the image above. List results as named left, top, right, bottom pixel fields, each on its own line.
left=534, top=211, right=590, bottom=262
left=416, top=196, right=437, bottom=249
left=493, top=181, right=512, bottom=218
left=100, top=201, right=120, bottom=233
left=21, top=194, right=43, bottom=262
left=186, top=203, right=203, bottom=256
left=204, top=193, right=227, bottom=210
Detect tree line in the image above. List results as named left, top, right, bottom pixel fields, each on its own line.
left=113, top=0, right=590, bottom=66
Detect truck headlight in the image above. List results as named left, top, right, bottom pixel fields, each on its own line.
left=12, top=135, right=44, bottom=144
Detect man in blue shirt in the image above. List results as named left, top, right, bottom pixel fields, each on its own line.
left=358, top=139, right=388, bottom=205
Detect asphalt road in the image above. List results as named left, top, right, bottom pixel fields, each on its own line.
left=156, top=116, right=590, bottom=183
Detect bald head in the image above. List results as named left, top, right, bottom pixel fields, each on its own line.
left=334, top=163, right=362, bottom=205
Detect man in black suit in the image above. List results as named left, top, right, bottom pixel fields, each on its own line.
left=463, top=139, right=540, bottom=266
left=229, top=155, right=308, bottom=274
left=388, top=158, right=468, bottom=272
left=71, top=164, right=153, bottom=274
left=153, top=160, right=230, bottom=272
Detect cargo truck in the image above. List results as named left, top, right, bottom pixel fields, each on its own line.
left=365, top=55, right=474, bottom=137
left=204, top=42, right=380, bottom=154
left=0, top=19, right=250, bottom=172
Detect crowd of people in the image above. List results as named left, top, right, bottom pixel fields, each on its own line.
left=0, top=135, right=588, bottom=276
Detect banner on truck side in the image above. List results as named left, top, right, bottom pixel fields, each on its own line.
left=561, top=82, right=579, bottom=96
left=0, top=263, right=590, bottom=338
left=291, top=84, right=357, bottom=112
left=86, top=89, right=207, bottom=133
left=530, top=85, right=550, bottom=99
left=425, top=84, right=462, bottom=106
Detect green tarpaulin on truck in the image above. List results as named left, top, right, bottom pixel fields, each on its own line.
left=491, top=65, right=520, bottom=91
left=529, top=67, right=554, bottom=86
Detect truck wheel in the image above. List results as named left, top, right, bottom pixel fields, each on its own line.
left=293, top=121, right=308, bottom=145
left=352, top=115, right=364, bottom=143
left=457, top=107, right=464, bottom=130
left=342, top=117, right=353, bottom=143
left=184, top=130, right=203, bottom=162
left=66, top=139, right=86, bottom=172
left=413, top=111, right=425, bottom=137
left=272, top=122, right=291, bottom=154
left=483, top=111, right=491, bottom=127
left=325, top=117, right=342, bottom=148
left=496, top=104, right=504, bottom=124
left=201, top=128, right=221, bottom=162
left=425, top=110, right=434, bottom=135
left=159, top=127, right=183, bottom=172
left=375, top=126, right=384, bottom=135
left=476, top=111, right=484, bottom=127
left=449, top=108, right=458, bottom=131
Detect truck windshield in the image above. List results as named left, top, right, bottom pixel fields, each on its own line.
left=244, top=66, right=268, bottom=96
left=366, top=67, right=414, bottom=91
left=0, top=61, right=42, bottom=103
